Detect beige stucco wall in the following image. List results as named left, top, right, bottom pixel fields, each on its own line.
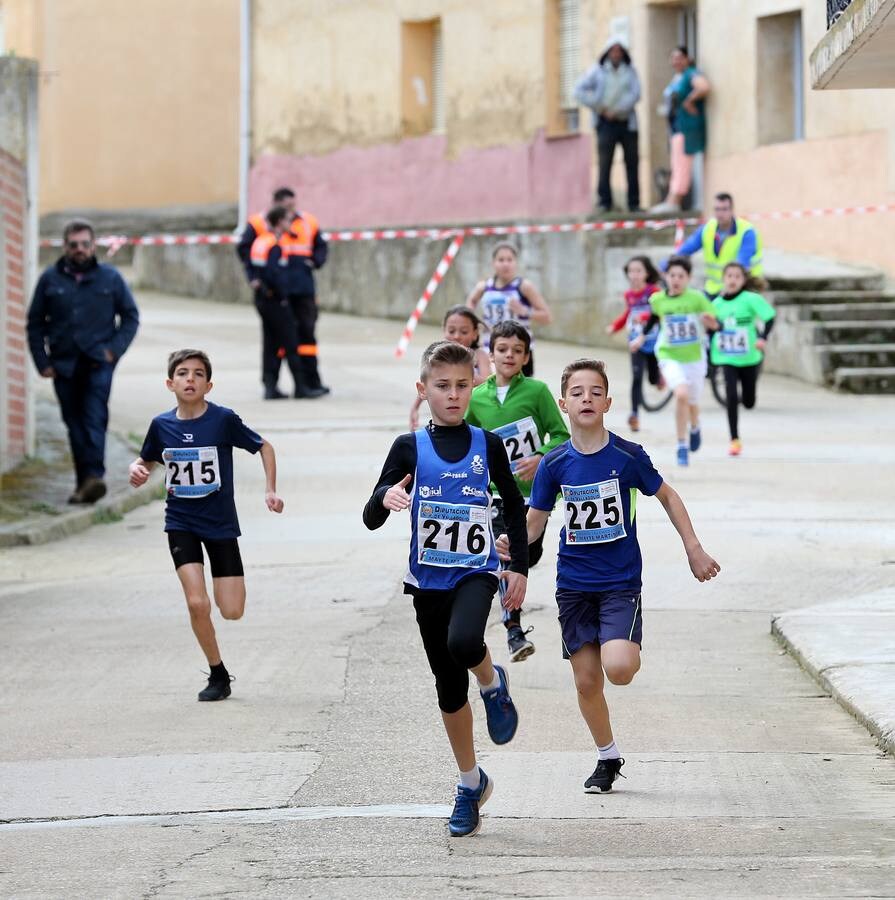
left=2, top=0, right=240, bottom=214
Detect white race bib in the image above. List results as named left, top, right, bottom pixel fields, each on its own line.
left=163, top=446, right=221, bottom=498
left=562, top=479, right=626, bottom=544
left=481, top=291, right=509, bottom=328
left=417, top=501, right=491, bottom=568
left=495, top=416, right=542, bottom=470
left=718, top=327, right=749, bottom=355
left=665, top=313, right=700, bottom=346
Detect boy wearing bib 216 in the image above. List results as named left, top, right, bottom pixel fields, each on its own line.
left=497, top=359, right=719, bottom=793
left=466, top=321, right=570, bottom=662
left=128, top=349, right=284, bottom=702
left=363, top=341, right=529, bottom=838
left=632, top=255, right=717, bottom=467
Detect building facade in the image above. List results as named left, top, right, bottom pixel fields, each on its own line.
left=1, top=0, right=240, bottom=215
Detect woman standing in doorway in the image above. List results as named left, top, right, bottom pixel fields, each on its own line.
left=651, top=47, right=710, bottom=214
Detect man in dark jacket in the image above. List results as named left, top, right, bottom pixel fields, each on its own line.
left=27, top=220, right=139, bottom=503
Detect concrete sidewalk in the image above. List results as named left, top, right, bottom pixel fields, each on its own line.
left=773, top=588, right=895, bottom=755
left=1, top=291, right=893, bottom=897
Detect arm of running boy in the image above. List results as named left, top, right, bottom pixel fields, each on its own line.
left=496, top=507, right=550, bottom=561
left=630, top=312, right=661, bottom=351
left=259, top=440, right=284, bottom=513
left=606, top=307, right=630, bottom=335
left=128, top=457, right=156, bottom=488
left=514, top=280, right=552, bottom=325
left=363, top=436, right=416, bottom=529
left=655, top=482, right=720, bottom=582
left=485, top=432, right=529, bottom=604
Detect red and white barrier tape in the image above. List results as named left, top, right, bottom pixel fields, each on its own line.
left=394, top=236, right=465, bottom=359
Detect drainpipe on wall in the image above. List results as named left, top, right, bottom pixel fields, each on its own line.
left=25, top=63, right=39, bottom=457
left=238, top=0, right=252, bottom=227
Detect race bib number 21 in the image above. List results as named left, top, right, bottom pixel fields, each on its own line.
left=163, top=446, right=221, bottom=498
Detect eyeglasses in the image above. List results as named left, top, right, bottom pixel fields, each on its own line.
left=67, top=239, right=92, bottom=249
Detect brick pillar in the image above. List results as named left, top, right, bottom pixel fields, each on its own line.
left=0, top=58, right=39, bottom=475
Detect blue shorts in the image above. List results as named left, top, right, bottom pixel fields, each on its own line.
left=556, top=588, right=643, bottom=659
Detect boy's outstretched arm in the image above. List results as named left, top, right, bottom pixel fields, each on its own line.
left=128, top=457, right=157, bottom=488
left=495, top=507, right=550, bottom=562
left=655, top=482, right=720, bottom=582
left=259, top=440, right=284, bottom=513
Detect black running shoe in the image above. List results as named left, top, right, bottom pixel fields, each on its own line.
left=506, top=625, right=535, bottom=662
left=584, top=757, right=625, bottom=793
left=198, top=673, right=232, bottom=702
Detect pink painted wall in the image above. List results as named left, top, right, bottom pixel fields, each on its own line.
left=249, top=129, right=592, bottom=228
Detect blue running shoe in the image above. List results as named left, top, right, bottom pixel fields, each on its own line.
left=480, top=664, right=518, bottom=745
left=689, top=427, right=701, bottom=452
left=676, top=446, right=689, bottom=467
left=448, top=768, right=493, bottom=837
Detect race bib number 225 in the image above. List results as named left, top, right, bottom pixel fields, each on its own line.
left=562, top=479, right=627, bottom=544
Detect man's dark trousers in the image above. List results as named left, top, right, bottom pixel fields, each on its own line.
left=596, top=117, right=640, bottom=210
left=52, top=354, right=115, bottom=484
left=288, top=293, right=323, bottom=389
left=254, top=290, right=305, bottom=392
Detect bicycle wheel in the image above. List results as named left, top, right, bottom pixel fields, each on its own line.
left=709, top=362, right=727, bottom=407
left=640, top=379, right=673, bottom=412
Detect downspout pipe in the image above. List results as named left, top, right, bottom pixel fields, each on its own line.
left=238, top=0, right=251, bottom=227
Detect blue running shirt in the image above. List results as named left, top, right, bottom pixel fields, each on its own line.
left=407, top=426, right=499, bottom=591
left=140, top=402, right=263, bottom=539
left=529, top=433, right=663, bottom=592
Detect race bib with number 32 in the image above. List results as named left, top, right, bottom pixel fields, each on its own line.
left=495, top=417, right=541, bottom=469
left=163, top=446, right=221, bottom=498
left=562, top=479, right=627, bottom=544
left=665, top=313, right=700, bottom=346
left=418, top=501, right=491, bottom=568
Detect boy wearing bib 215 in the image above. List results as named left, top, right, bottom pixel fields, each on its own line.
left=128, top=349, right=284, bottom=702
left=497, top=358, right=719, bottom=792
left=363, top=340, right=529, bottom=838
left=632, top=255, right=717, bottom=467
left=465, top=321, right=570, bottom=662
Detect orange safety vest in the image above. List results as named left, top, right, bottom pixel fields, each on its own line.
left=282, top=211, right=319, bottom=258
left=248, top=212, right=270, bottom=240
left=249, top=231, right=280, bottom=267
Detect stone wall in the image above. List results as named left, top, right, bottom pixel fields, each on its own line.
left=0, top=57, right=39, bottom=475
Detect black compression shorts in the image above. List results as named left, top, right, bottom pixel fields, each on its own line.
left=167, top=531, right=244, bottom=578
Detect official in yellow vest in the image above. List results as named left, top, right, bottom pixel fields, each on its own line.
left=666, top=192, right=763, bottom=297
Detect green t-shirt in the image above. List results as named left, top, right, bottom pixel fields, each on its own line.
left=466, top=373, right=570, bottom=498
left=651, top=289, right=715, bottom=363
left=710, top=290, right=776, bottom=367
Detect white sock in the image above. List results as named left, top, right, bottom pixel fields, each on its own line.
left=678, top=439, right=687, bottom=449
left=598, top=740, right=620, bottom=760
left=478, top=669, right=500, bottom=693
left=459, top=766, right=481, bottom=790
left=690, top=422, right=700, bottom=433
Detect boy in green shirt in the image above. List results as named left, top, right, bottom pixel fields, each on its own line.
left=632, top=256, right=717, bottom=467
left=709, top=261, right=776, bottom=456
left=466, top=321, right=570, bottom=660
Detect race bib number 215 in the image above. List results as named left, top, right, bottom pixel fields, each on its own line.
left=163, top=446, right=221, bottom=498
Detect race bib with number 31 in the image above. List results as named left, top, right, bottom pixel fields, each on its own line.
left=163, top=446, right=221, bottom=498
left=418, top=501, right=491, bottom=568
left=562, top=479, right=627, bottom=544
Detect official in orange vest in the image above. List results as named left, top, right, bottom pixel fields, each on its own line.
left=248, top=206, right=313, bottom=399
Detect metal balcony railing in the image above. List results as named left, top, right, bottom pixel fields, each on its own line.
left=828, top=0, right=854, bottom=27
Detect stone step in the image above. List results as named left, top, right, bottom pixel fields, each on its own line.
left=772, top=290, right=895, bottom=307
left=801, top=302, right=895, bottom=321
left=833, top=367, right=895, bottom=394
left=811, top=321, right=895, bottom=344
left=815, top=343, right=895, bottom=374
left=767, top=272, right=886, bottom=293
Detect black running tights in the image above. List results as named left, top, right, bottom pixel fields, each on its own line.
left=723, top=363, right=760, bottom=440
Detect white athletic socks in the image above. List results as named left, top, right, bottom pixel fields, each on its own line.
left=478, top=669, right=501, bottom=693
left=459, top=766, right=482, bottom=790
left=598, top=740, right=621, bottom=761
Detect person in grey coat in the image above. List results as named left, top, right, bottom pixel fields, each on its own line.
left=574, top=37, right=642, bottom=213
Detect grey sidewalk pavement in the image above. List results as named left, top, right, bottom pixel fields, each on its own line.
left=1, top=290, right=894, bottom=898
left=773, top=588, right=895, bottom=755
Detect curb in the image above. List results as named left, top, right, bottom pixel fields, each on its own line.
left=0, top=476, right=163, bottom=548
left=771, top=616, right=895, bottom=757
